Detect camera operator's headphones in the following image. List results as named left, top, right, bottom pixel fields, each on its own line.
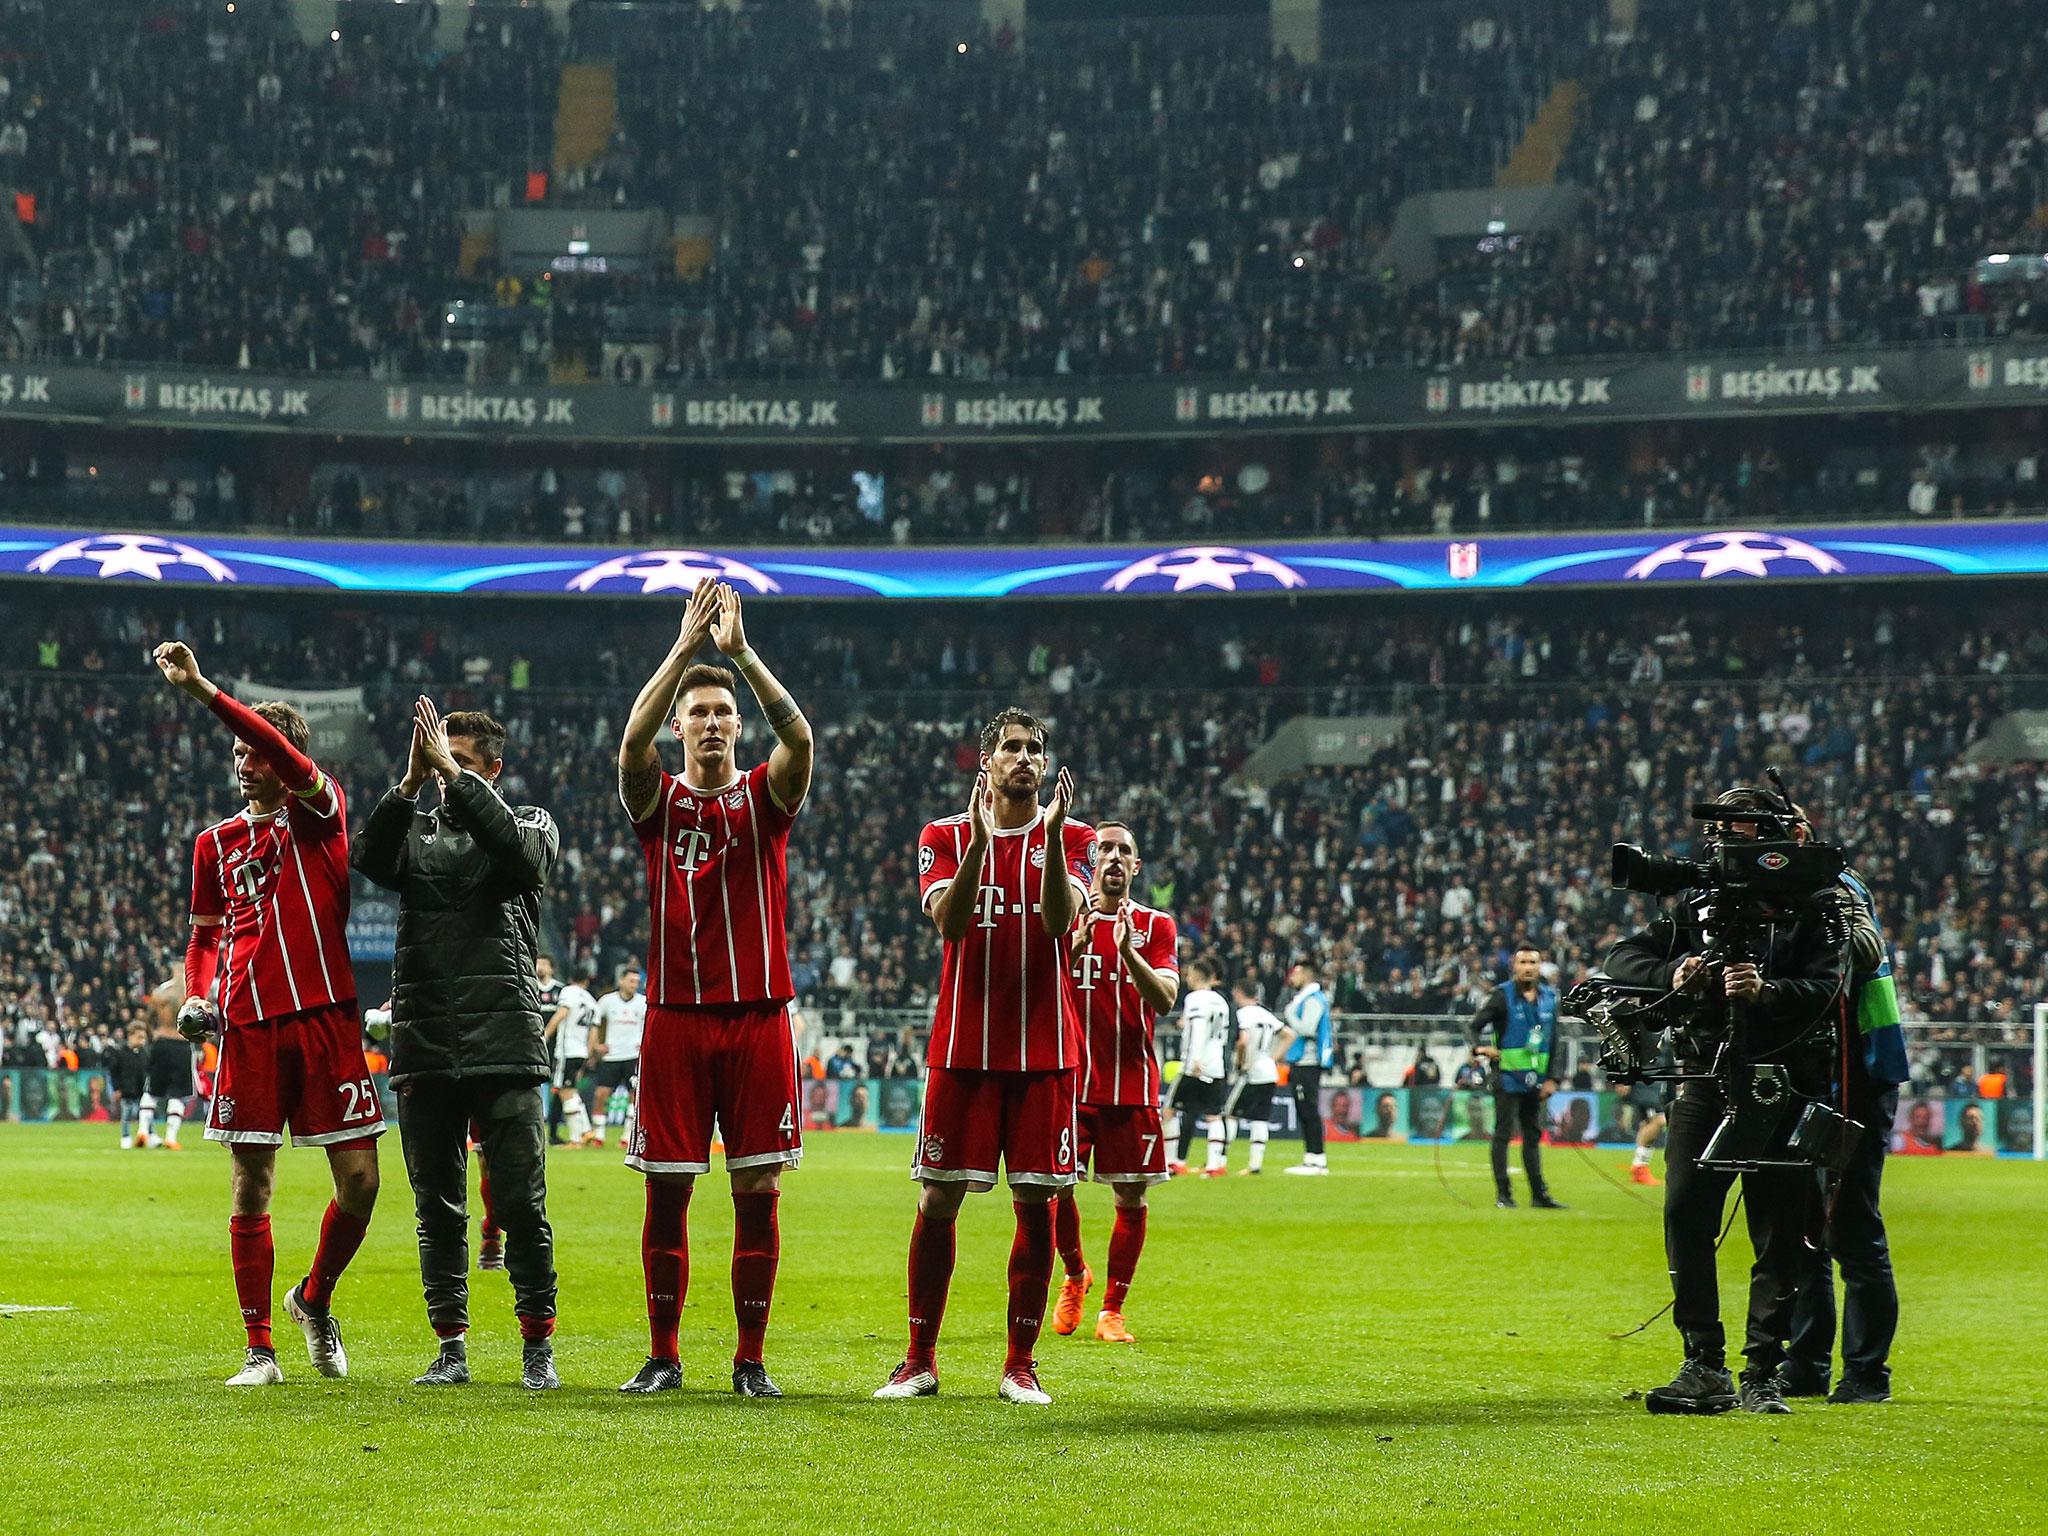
left=1706, top=777, right=1805, bottom=838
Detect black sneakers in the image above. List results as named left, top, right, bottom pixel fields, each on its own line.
left=1645, top=1357, right=1737, bottom=1415
left=1827, top=1375, right=1891, bottom=1404
left=1773, top=1361, right=1831, bottom=1398
left=732, top=1360, right=782, bottom=1398
left=522, top=1344, right=561, bottom=1390
left=1739, top=1372, right=1794, bottom=1414
left=414, top=1350, right=471, bottom=1386
left=619, top=1357, right=683, bottom=1393
left=1495, top=1192, right=1518, bottom=1209
left=1530, top=1193, right=1567, bottom=1210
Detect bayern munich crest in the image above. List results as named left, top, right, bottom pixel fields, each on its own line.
left=1101, top=545, right=1308, bottom=593
left=565, top=549, right=781, bottom=595
left=25, top=533, right=236, bottom=583
left=1623, top=531, right=1846, bottom=581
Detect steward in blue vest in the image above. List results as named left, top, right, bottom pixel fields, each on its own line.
left=1470, top=947, right=1564, bottom=1210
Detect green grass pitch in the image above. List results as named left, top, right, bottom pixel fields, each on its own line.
left=3, top=1125, right=2045, bottom=1533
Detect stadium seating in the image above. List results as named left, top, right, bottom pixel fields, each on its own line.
left=7, top=0, right=2043, bottom=382
left=2, top=585, right=2040, bottom=1099
left=5, top=424, right=2040, bottom=544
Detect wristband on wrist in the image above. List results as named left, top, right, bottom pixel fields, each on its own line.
left=732, top=646, right=762, bottom=672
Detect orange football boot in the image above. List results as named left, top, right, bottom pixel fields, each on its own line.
left=1094, top=1309, right=1136, bottom=1343
left=1053, top=1267, right=1093, bottom=1336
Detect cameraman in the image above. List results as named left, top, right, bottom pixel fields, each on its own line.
left=1604, top=788, right=1848, bottom=1416
left=1779, top=807, right=1907, bottom=1404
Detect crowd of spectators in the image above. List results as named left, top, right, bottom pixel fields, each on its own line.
left=6, top=416, right=2045, bottom=545
left=4, top=583, right=2044, bottom=1110
left=3, top=0, right=557, bottom=375
left=10, top=0, right=2045, bottom=386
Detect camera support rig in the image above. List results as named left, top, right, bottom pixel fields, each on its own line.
left=1565, top=791, right=1863, bottom=1173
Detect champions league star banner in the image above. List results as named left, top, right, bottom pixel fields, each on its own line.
left=10, top=521, right=2048, bottom=600
left=0, top=339, right=2038, bottom=443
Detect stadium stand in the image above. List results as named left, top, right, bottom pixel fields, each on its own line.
left=14, top=0, right=2036, bottom=383
left=4, top=420, right=2041, bottom=543
left=3, top=584, right=2042, bottom=1107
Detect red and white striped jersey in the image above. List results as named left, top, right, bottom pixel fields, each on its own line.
left=917, top=810, right=1096, bottom=1073
left=629, top=761, right=797, bottom=1008
left=1071, top=903, right=1179, bottom=1106
left=190, top=775, right=356, bottom=1027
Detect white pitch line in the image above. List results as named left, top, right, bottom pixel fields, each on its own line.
left=0, top=1304, right=77, bottom=1314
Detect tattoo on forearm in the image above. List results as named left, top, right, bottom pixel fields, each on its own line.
left=762, top=690, right=801, bottom=731
left=620, top=759, right=660, bottom=817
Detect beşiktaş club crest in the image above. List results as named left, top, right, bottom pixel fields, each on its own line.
left=1623, top=531, right=1846, bottom=581
left=27, top=533, right=237, bottom=583
left=1100, top=545, right=1308, bottom=593
left=565, top=550, right=781, bottom=595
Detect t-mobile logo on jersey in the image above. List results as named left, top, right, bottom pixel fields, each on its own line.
left=671, top=827, right=714, bottom=873
left=1071, top=952, right=1121, bottom=992
left=228, top=854, right=268, bottom=901
left=974, top=885, right=1042, bottom=927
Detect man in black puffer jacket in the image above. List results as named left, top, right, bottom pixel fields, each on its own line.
left=354, top=697, right=561, bottom=1390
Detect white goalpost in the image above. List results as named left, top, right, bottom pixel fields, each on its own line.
left=2033, top=1004, right=2047, bottom=1161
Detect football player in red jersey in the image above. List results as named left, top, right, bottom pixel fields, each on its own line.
left=875, top=709, right=1095, bottom=1406
left=615, top=580, right=812, bottom=1400
left=153, top=641, right=381, bottom=1388
left=1051, top=821, right=1178, bottom=1344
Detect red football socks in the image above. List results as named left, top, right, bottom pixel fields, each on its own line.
left=518, top=1313, right=556, bottom=1344
left=731, top=1190, right=780, bottom=1364
left=1104, top=1204, right=1147, bottom=1311
left=905, top=1210, right=957, bottom=1372
left=643, top=1179, right=692, bottom=1361
left=1005, top=1200, right=1055, bottom=1373
left=1054, top=1189, right=1086, bottom=1278
left=228, top=1212, right=274, bottom=1350
left=301, top=1201, right=369, bottom=1311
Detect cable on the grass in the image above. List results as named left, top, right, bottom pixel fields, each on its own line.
left=1571, top=1140, right=1656, bottom=1206
left=1432, top=1130, right=1475, bottom=1208
left=1607, top=1187, right=1743, bottom=1341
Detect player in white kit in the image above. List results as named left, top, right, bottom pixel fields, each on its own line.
left=1225, top=980, right=1294, bottom=1175
left=547, top=968, right=600, bottom=1146
left=591, top=965, right=647, bottom=1149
